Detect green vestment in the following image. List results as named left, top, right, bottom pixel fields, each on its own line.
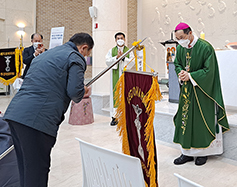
left=173, top=38, right=229, bottom=149
left=111, top=46, right=130, bottom=106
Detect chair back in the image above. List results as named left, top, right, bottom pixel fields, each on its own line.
left=0, top=117, right=20, bottom=186
left=76, top=138, right=145, bottom=187
left=174, top=173, right=204, bottom=187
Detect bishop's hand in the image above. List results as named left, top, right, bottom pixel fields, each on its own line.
left=178, top=70, right=190, bottom=82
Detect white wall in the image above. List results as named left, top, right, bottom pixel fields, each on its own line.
left=138, top=0, right=237, bottom=77
left=0, top=0, right=36, bottom=49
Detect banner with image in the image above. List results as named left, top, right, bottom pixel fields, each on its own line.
left=0, top=47, right=23, bottom=85
left=115, top=71, right=162, bottom=187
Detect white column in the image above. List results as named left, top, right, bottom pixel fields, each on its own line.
left=91, top=0, right=128, bottom=95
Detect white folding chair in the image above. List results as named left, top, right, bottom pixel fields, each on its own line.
left=174, top=173, right=204, bottom=187
left=76, top=138, right=145, bottom=187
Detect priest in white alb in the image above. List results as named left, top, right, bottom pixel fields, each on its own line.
left=105, top=32, right=135, bottom=126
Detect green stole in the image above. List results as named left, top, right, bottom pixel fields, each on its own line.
left=111, top=46, right=130, bottom=106
left=173, top=38, right=229, bottom=149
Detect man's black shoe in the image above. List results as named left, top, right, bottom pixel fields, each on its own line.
left=110, top=117, right=118, bottom=126
left=195, top=156, right=207, bottom=166
left=174, top=154, right=194, bottom=165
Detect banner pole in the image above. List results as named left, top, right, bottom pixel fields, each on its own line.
left=86, top=38, right=147, bottom=87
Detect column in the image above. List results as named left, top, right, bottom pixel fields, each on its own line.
left=91, top=0, right=128, bottom=95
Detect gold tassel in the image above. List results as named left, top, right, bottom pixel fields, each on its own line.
left=143, top=47, right=146, bottom=71
left=114, top=73, right=131, bottom=155
left=142, top=76, right=162, bottom=186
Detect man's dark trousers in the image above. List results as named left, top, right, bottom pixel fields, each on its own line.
left=7, top=120, right=56, bottom=187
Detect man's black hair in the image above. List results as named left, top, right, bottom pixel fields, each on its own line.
left=175, top=27, right=192, bottom=34
left=114, top=32, right=125, bottom=39
left=31, top=33, right=43, bottom=40
left=69, top=33, right=94, bottom=50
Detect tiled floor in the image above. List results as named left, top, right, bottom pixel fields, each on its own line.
left=1, top=95, right=237, bottom=187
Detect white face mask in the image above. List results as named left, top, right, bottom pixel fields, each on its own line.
left=117, top=39, right=125, bottom=46
left=178, top=39, right=190, bottom=48
left=33, top=42, right=42, bottom=49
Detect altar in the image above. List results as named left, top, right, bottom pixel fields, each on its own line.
left=216, top=50, right=237, bottom=109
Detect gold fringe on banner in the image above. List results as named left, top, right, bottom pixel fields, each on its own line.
left=142, top=76, right=162, bottom=187
left=15, top=47, right=24, bottom=77
left=114, top=73, right=131, bottom=155
left=19, top=47, right=24, bottom=76
left=115, top=71, right=162, bottom=187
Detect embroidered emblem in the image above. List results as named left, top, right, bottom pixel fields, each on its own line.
left=181, top=82, right=190, bottom=135
left=185, top=52, right=191, bottom=72
left=132, top=104, right=145, bottom=161
left=4, top=56, right=11, bottom=72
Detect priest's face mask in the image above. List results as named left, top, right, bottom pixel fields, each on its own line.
left=175, top=30, right=192, bottom=48
left=115, top=35, right=125, bottom=47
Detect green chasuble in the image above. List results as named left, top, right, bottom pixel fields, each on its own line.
left=111, top=46, right=130, bottom=106
left=173, top=38, right=229, bottom=149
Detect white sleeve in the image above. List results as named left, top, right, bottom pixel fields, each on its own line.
left=178, top=78, right=183, bottom=85
left=105, top=49, right=118, bottom=69
left=124, top=50, right=135, bottom=70
left=188, top=73, right=197, bottom=86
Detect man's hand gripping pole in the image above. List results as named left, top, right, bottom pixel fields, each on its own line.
left=86, top=38, right=147, bottom=87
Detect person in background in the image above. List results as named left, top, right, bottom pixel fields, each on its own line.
left=3, top=33, right=93, bottom=187
left=22, top=33, right=46, bottom=79
left=105, top=32, right=135, bottom=126
left=173, top=22, right=229, bottom=166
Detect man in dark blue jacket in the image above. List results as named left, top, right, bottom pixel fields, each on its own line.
left=22, top=33, right=47, bottom=79
left=3, top=32, right=93, bottom=187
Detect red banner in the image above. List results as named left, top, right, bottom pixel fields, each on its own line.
left=115, top=71, right=162, bottom=187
